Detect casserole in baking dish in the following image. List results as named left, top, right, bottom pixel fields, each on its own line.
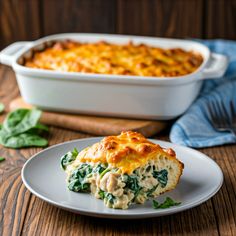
left=0, top=33, right=228, bottom=120
left=24, top=40, right=203, bottom=77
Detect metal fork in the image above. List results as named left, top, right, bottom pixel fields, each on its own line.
left=207, top=99, right=236, bottom=136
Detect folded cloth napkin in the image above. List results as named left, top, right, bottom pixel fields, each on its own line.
left=170, top=40, right=236, bottom=148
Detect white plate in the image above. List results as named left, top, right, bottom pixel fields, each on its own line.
left=21, top=138, right=223, bottom=219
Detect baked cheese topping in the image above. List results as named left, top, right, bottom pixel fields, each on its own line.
left=25, top=40, right=203, bottom=77
left=76, top=131, right=177, bottom=174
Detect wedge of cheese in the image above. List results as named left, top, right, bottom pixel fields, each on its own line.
left=61, top=131, right=184, bottom=209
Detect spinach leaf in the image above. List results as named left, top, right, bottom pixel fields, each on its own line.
left=1, top=133, right=48, bottom=148
left=0, top=103, right=5, bottom=114
left=98, top=190, right=115, bottom=204
left=60, top=148, right=79, bottom=170
left=124, top=174, right=142, bottom=196
left=0, top=108, right=48, bottom=148
left=100, top=168, right=110, bottom=178
left=67, top=164, right=92, bottom=192
left=3, top=109, right=41, bottom=136
left=27, top=123, right=49, bottom=134
left=99, top=190, right=105, bottom=199
left=68, top=179, right=90, bottom=192
left=153, top=169, right=168, bottom=188
left=71, top=147, right=78, bottom=157
left=94, top=164, right=106, bottom=174
left=147, top=185, right=158, bottom=197
left=152, top=197, right=181, bottom=209
left=0, top=156, right=5, bottom=162
left=105, top=193, right=116, bottom=204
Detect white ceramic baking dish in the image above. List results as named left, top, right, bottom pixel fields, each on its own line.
left=0, top=33, right=228, bottom=120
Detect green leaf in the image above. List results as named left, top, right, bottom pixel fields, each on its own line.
left=100, top=168, right=110, bottom=178
left=0, top=108, right=49, bottom=149
left=26, top=124, right=49, bottom=135
left=99, top=190, right=105, bottom=199
left=67, top=164, right=92, bottom=192
left=94, top=164, right=106, bottom=174
left=0, top=103, right=5, bottom=114
left=1, top=133, right=48, bottom=148
left=3, top=109, right=42, bottom=136
left=147, top=185, right=158, bottom=197
left=71, top=148, right=78, bottom=157
left=0, top=156, right=5, bottom=162
left=153, top=169, right=168, bottom=188
left=124, top=174, right=142, bottom=197
left=152, top=197, right=181, bottom=209
left=60, top=148, right=78, bottom=170
left=105, top=193, right=115, bottom=204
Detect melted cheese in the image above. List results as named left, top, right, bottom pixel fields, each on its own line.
left=75, top=131, right=178, bottom=174
left=24, top=41, right=203, bottom=77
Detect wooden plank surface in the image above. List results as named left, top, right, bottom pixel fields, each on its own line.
left=205, top=0, right=236, bottom=39
left=1, top=0, right=236, bottom=50
left=42, top=0, right=116, bottom=35
left=116, top=0, right=203, bottom=38
left=0, top=65, right=235, bottom=235
left=0, top=0, right=42, bottom=50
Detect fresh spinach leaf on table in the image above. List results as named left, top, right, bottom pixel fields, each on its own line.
left=3, top=109, right=41, bottom=136
left=2, top=133, right=48, bottom=148
left=0, top=109, right=48, bottom=148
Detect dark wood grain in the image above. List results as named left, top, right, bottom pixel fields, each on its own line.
left=1, top=0, right=236, bottom=50
left=205, top=0, right=236, bottom=39
left=0, top=0, right=42, bottom=50
left=116, top=0, right=204, bottom=38
left=0, top=65, right=236, bottom=235
left=42, top=0, right=116, bottom=35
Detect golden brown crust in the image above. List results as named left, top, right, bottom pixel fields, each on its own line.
left=77, top=131, right=183, bottom=174
left=24, top=40, right=203, bottom=77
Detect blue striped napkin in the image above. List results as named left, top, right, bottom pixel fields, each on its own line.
left=170, top=40, right=236, bottom=148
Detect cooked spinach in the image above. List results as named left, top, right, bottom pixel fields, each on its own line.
left=99, top=190, right=105, bottom=199
left=60, top=148, right=79, bottom=170
left=68, top=179, right=90, bottom=192
left=147, top=185, right=158, bottom=197
left=152, top=197, right=181, bottom=209
left=0, top=103, right=5, bottom=114
left=0, top=109, right=48, bottom=148
left=153, top=169, right=168, bottom=188
left=98, top=190, right=115, bottom=204
left=67, top=164, right=92, bottom=192
left=105, top=193, right=116, bottom=204
left=0, top=156, right=5, bottom=162
left=124, top=174, right=142, bottom=196
left=94, top=164, right=106, bottom=174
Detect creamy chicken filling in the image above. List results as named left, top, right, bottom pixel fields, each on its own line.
left=62, top=150, right=172, bottom=209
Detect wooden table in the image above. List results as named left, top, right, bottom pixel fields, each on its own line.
left=0, top=64, right=235, bottom=236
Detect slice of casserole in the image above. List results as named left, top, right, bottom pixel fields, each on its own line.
left=61, top=131, right=184, bottom=209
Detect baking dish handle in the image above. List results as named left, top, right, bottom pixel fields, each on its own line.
left=0, top=41, right=31, bottom=66
left=200, top=53, right=228, bottom=79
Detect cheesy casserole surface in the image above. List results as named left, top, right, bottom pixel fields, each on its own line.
left=25, top=40, right=203, bottom=77
left=61, top=131, right=184, bottom=209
